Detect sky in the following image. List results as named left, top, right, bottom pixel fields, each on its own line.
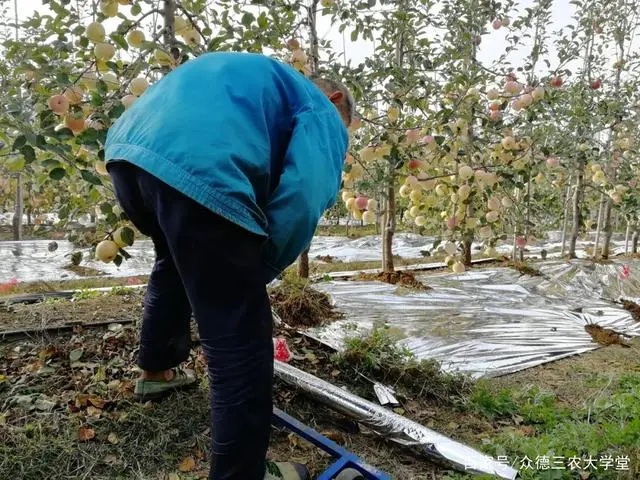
left=7, top=0, right=576, bottom=78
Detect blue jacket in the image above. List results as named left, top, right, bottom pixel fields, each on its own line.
left=105, top=52, right=349, bottom=282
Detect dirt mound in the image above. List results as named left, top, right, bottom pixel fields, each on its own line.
left=269, top=278, right=341, bottom=328
left=354, top=271, right=431, bottom=290
left=621, top=299, right=640, bottom=322
left=584, top=324, right=631, bottom=347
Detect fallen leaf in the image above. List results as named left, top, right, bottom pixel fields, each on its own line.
left=86, top=406, right=102, bottom=417
left=78, top=426, right=96, bottom=442
left=167, top=474, right=180, bottom=480
left=321, top=430, right=346, bottom=444
left=88, top=395, right=106, bottom=409
left=0, top=374, right=5, bottom=383
left=518, top=425, right=536, bottom=437
left=34, top=398, right=57, bottom=411
left=39, top=346, right=58, bottom=361
left=0, top=414, right=7, bottom=425
left=330, top=369, right=341, bottom=377
left=69, top=349, right=84, bottom=362
left=37, top=366, right=56, bottom=375
left=107, top=432, right=119, bottom=444
left=103, top=454, right=118, bottom=465
left=393, top=407, right=405, bottom=415
left=178, top=456, right=196, bottom=473
left=108, top=323, right=123, bottom=332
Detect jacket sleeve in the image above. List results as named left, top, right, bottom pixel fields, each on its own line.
left=261, top=109, right=348, bottom=283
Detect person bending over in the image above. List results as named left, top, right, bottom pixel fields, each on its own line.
left=104, top=51, right=354, bottom=480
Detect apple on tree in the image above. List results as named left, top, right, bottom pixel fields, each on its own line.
left=48, top=94, right=70, bottom=115
left=95, top=240, right=119, bottom=263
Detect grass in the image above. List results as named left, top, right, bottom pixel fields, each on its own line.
left=0, top=276, right=149, bottom=297
left=450, top=375, right=640, bottom=480
left=334, top=325, right=473, bottom=404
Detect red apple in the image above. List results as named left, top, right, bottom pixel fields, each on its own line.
left=489, top=102, right=501, bottom=111
left=515, top=236, right=527, bottom=248
left=408, top=160, right=424, bottom=170
left=591, top=79, right=601, bottom=90
left=472, top=35, right=481, bottom=46
left=550, top=76, right=563, bottom=88
left=546, top=156, right=559, bottom=167
left=48, top=94, right=70, bottom=115
left=489, top=110, right=502, bottom=121
left=492, top=19, right=502, bottom=30
left=355, top=196, right=369, bottom=210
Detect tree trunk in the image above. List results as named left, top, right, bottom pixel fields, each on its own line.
left=382, top=160, right=396, bottom=273
left=633, top=228, right=639, bottom=254
left=601, top=199, right=614, bottom=259
left=569, top=157, right=585, bottom=258
left=624, top=219, right=631, bottom=255
left=12, top=174, right=23, bottom=241
left=560, top=181, right=572, bottom=257
left=295, top=0, right=320, bottom=279
left=593, top=193, right=605, bottom=260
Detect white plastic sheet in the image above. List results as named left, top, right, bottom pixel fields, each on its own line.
left=305, top=259, right=640, bottom=377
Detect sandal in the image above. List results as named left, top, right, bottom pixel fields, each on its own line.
left=133, top=367, right=197, bottom=402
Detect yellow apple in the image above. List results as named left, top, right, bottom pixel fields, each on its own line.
left=129, top=77, right=149, bottom=96
left=127, top=29, right=145, bottom=47
left=95, top=240, right=119, bottom=263
left=94, top=42, right=116, bottom=61
left=86, top=22, right=106, bottom=43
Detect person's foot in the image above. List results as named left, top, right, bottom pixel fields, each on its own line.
left=264, top=461, right=310, bottom=480
left=133, top=367, right=197, bottom=402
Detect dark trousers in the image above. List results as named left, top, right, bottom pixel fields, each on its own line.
left=108, top=161, right=274, bottom=480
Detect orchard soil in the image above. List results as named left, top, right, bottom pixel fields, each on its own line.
left=1, top=263, right=639, bottom=479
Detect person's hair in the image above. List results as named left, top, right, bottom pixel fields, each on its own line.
left=311, top=75, right=355, bottom=125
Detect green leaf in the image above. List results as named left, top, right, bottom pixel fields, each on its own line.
left=119, top=227, right=135, bottom=247
left=12, top=135, right=26, bottom=151
left=80, top=169, right=103, bottom=186
left=241, top=12, right=255, bottom=27
left=351, top=29, right=359, bottom=42
left=21, top=145, right=36, bottom=163
left=69, top=349, right=83, bottom=362
left=131, top=4, right=141, bottom=15
left=110, top=33, right=129, bottom=51
left=49, top=168, right=66, bottom=180
left=113, top=255, right=123, bottom=267
left=257, top=13, right=268, bottom=29
left=6, top=156, right=26, bottom=172
left=108, top=103, right=125, bottom=119
left=119, top=248, right=132, bottom=260
left=42, top=159, right=60, bottom=169
left=100, top=203, right=112, bottom=214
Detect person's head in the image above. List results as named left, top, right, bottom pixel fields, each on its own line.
left=311, top=76, right=355, bottom=128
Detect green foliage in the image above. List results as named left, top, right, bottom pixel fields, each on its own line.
left=335, top=325, right=473, bottom=403
left=460, top=374, right=640, bottom=479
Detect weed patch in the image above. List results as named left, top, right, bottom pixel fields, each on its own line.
left=354, top=271, right=431, bottom=290
left=269, top=276, right=341, bottom=328
left=334, top=325, right=472, bottom=404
